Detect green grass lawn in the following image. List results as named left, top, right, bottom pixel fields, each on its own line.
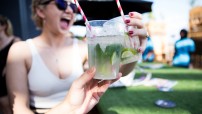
left=98, top=63, right=202, bottom=114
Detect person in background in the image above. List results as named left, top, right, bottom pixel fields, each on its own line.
left=0, top=15, right=21, bottom=114
left=172, top=29, right=195, bottom=68
left=142, top=37, right=155, bottom=62
left=6, top=0, right=148, bottom=114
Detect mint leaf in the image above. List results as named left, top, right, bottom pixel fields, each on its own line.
left=105, top=44, right=123, bottom=57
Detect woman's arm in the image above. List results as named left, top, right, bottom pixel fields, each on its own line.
left=46, top=67, right=121, bottom=114
left=6, top=42, right=34, bottom=114
left=7, top=42, right=121, bottom=114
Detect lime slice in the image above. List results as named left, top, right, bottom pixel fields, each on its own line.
left=121, top=48, right=137, bottom=58
left=111, top=52, right=119, bottom=65
left=122, top=48, right=136, bottom=54
left=121, top=50, right=134, bottom=58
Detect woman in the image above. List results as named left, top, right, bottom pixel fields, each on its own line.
left=6, top=0, right=147, bottom=113
left=0, top=15, right=21, bottom=114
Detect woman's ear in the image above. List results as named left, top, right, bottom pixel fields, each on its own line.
left=36, top=7, right=45, bottom=19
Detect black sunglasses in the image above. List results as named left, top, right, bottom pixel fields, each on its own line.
left=41, top=0, right=77, bottom=13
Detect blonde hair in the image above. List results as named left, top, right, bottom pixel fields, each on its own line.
left=0, top=15, right=13, bottom=36
left=31, top=0, right=49, bottom=29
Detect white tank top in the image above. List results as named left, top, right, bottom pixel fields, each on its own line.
left=26, top=39, right=84, bottom=108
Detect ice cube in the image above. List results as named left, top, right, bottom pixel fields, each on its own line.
left=103, top=16, right=127, bottom=36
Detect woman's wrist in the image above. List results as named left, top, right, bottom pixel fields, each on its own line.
left=45, top=102, right=76, bottom=114
left=60, top=101, right=76, bottom=114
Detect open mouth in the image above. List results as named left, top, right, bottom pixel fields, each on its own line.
left=60, top=18, right=70, bottom=29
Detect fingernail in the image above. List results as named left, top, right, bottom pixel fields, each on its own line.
left=138, top=48, right=142, bottom=53
left=125, top=19, right=130, bottom=23
left=129, top=31, right=133, bottom=35
left=129, top=12, right=134, bottom=16
left=87, top=67, right=95, bottom=74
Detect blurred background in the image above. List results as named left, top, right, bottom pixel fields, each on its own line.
left=0, top=0, right=202, bottom=68
left=1, top=0, right=202, bottom=114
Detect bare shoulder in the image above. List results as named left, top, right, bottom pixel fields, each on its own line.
left=10, top=41, right=28, bottom=52
left=9, top=41, right=30, bottom=59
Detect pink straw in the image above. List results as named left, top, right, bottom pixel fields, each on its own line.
left=74, top=0, right=92, bottom=31
left=116, top=0, right=126, bottom=22
left=116, top=0, right=134, bottom=45
left=116, top=0, right=131, bottom=34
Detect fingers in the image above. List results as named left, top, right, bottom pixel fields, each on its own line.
left=139, top=37, right=147, bottom=53
left=74, top=67, right=96, bottom=89
left=125, top=12, right=143, bottom=28
left=110, top=73, right=122, bottom=84
left=127, top=27, right=147, bottom=53
left=128, top=28, right=148, bottom=39
left=125, top=18, right=144, bottom=29
left=129, top=12, right=142, bottom=19
left=95, top=73, right=122, bottom=95
left=97, top=73, right=122, bottom=88
left=124, top=11, right=148, bottom=53
left=125, top=11, right=147, bottom=38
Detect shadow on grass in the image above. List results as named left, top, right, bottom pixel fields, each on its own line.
left=97, top=64, right=202, bottom=114
left=98, top=87, right=202, bottom=114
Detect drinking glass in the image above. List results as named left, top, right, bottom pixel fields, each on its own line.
left=87, top=20, right=124, bottom=80
left=86, top=17, right=141, bottom=80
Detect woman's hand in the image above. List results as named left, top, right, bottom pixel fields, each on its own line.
left=119, top=12, right=148, bottom=76
left=64, top=67, right=121, bottom=114
left=125, top=12, right=148, bottom=53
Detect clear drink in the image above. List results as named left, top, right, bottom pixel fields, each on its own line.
left=120, top=33, right=140, bottom=65
left=87, top=18, right=141, bottom=80
left=104, top=16, right=141, bottom=65
left=87, top=20, right=124, bottom=80
left=88, top=36, right=123, bottom=80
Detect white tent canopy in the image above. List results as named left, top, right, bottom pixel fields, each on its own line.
left=70, top=25, right=86, bottom=37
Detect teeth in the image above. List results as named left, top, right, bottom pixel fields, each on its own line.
left=63, top=16, right=71, bottom=20
left=62, top=17, right=69, bottom=20
left=65, top=18, right=70, bottom=20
